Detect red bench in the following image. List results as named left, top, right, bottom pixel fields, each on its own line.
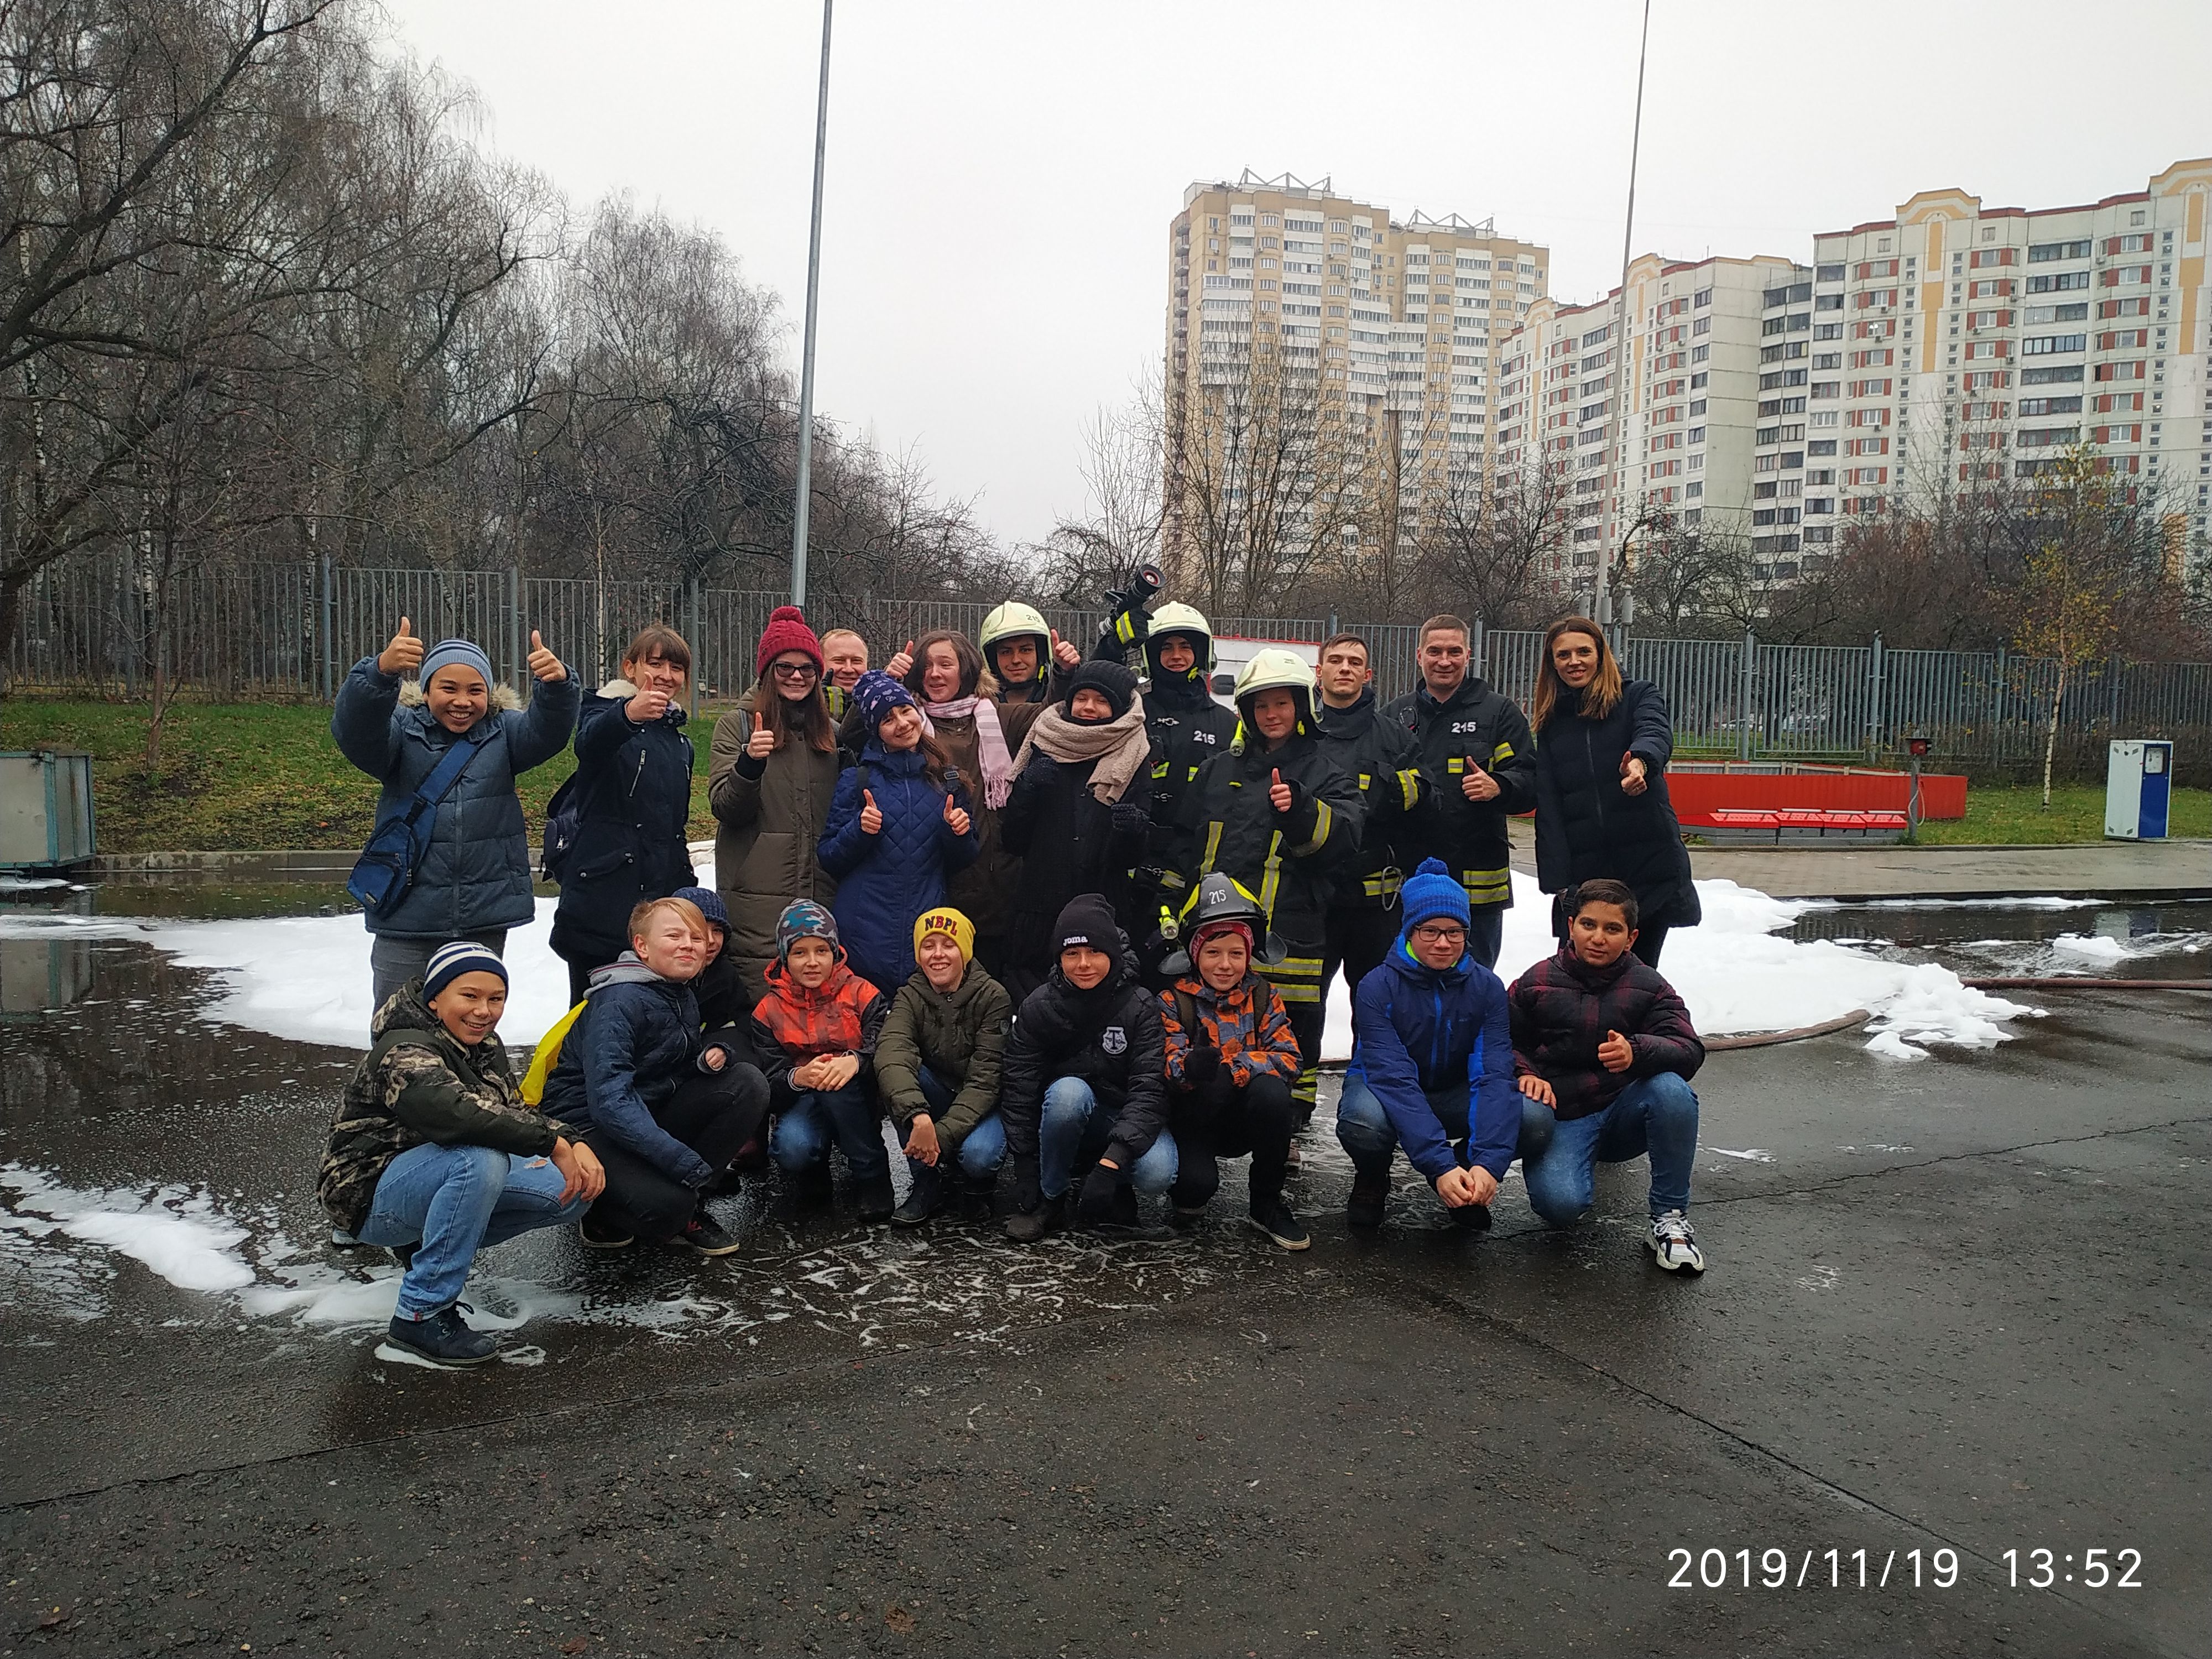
left=1704, top=807, right=1910, bottom=844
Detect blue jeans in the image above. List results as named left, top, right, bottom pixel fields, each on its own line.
left=357, top=1142, right=586, bottom=1320
left=1333, top=1074, right=1554, bottom=1180
left=770, top=1082, right=889, bottom=1183
left=1521, top=1073, right=1699, bottom=1224
left=1039, top=1076, right=1178, bottom=1199
left=909, top=1066, right=1008, bottom=1182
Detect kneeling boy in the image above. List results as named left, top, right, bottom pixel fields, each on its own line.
left=1511, top=878, right=1707, bottom=1271
left=878, top=907, right=1013, bottom=1226
left=321, top=942, right=604, bottom=1367
left=1335, top=859, right=1545, bottom=1230
left=541, top=896, right=769, bottom=1255
left=1159, top=875, right=1307, bottom=1249
left=1001, top=894, right=1173, bottom=1241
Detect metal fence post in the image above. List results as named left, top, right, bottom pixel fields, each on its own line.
left=1991, top=644, right=2006, bottom=772
left=507, top=565, right=521, bottom=688
left=320, top=554, right=335, bottom=701
left=1737, top=629, right=1755, bottom=762
left=1866, top=631, right=1884, bottom=758
left=688, top=575, right=701, bottom=715
left=1472, top=618, right=1486, bottom=680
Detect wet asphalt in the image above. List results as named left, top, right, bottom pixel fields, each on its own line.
left=0, top=923, right=2207, bottom=1657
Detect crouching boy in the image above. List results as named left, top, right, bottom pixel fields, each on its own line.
left=752, top=901, right=895, bottom=1222
left=1158, top=875, right=1307, bottom=1249
left=1001, top=894, right=1175, bottom=1242
left=878, top=907, right=1014, bottom=1227
left=1335, top=859, right=1547, bottom=1232
left=541, top=896, right=769, bottom=1256
left=1511, top=878, right=1707, bottom=1271
left=320, top=942, right=603, bottom=1368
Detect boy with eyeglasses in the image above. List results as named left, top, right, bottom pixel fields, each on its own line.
left=1333, top=858, right=1552, bottom=1232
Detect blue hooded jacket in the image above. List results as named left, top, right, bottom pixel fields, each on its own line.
left=1345, top=919, right=1519, bottom=1181
left=817, top=739, right=982, bottom=995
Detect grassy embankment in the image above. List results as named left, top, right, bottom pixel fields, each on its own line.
left=3, top=698, right=2206, bottom=853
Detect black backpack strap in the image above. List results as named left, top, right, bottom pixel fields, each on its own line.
left=1173, top=987, right=1200, bottom=1039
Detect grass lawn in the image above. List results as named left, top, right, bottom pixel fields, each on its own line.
left=0, top=698, right=727, bottom=854
left=4, top=698, right=2205, bottom=854
left=1913, top=782, right=2211, bottom=845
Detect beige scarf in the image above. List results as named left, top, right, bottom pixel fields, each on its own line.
left=1010, top=694, right=1151, bottom=805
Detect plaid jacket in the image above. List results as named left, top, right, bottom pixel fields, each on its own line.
left=1159, top=971, right=1302, bottom=1090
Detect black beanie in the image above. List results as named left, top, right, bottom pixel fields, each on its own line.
left=1064, top=659, right=1138, bottom=723
left=1053, top=893, right=1121, bottom=957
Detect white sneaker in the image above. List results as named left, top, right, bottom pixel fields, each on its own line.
left=1647, top=1211, right=1705, bottom=1274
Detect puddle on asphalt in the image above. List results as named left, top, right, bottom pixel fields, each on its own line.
left=1791, top=898, right=2212, bottom=980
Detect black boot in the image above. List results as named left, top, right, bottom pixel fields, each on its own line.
left=1005, top=1192, right=1066, bottom=1244
left=381, top=1306, right=498, bottom=1369
left=1346, top=1173, right=1389, bottom=1229
left=792, top=1160, right=834, bottom=1207
left=959, top=1173, right=997, bottom=1222
left=891, top=1164, right=942, bottom=1227
left=857, top=1171, right=897, bottom=1224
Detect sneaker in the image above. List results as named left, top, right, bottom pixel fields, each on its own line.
left=728, top=1134, right=769, bottom=1173
left=1345, top=1174, right=1389, bottom=1230
left=1450, top=1201, right=1493, bottom=1233
left=1648, top=1211, right=1705, bottom=1274
left=856, top=1173, right=896, bottom=1224
left=380, top=1306, right=497, bottom=1369
left=1246, top=1197, right=1311, bottom=1251
left=1005, top=1193, right=1065, bottom=1244
left=580, top=1210, right=634, bottom=1250
left=891, top=1168, right=941, bottom=1228
left=674, top=1211, right=742, bottom=1256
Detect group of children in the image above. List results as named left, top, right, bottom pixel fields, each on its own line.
left=324, top=864, right=1706, bottom=1369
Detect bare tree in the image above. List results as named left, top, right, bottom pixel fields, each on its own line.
left=1416, top=452, right=1575, bottom=628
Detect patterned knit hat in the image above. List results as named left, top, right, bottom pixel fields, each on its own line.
left=1399, top=857, right=1472, bottom=935
left=755, top=606, right=825, bottom=679
left=913, top=906, right=975, bottom=963
left=422, top=939, right=508, bottom=1002
left=671, top=885, right=729, bottom=933
left=852, top=667, right=918, bottom=730
left=775, top=899, right=841, bottom=962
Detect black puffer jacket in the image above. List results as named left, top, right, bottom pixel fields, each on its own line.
left=1314, top=687, right=1427, bottom=911
left=1173, top=731, right=1364, bottom=947
left=1532, top=679, right=1699, bottom=930
left=999, top=753, right=1150, bottom=997
left=1000, top=951, right=1167, bottom=1204
left=550, top=681, right=698, bottom=969
left=1383, top=675, right=1535, bottom=911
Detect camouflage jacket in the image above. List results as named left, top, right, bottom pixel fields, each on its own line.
left=318, top=982, right=566, bottom=1235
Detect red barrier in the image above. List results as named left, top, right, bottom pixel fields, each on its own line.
left=1667, top=763, right=1966, bottom=825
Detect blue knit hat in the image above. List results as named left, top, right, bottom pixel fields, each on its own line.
left=671, top=885, right=728, bottom=933
left=1399, top=857, right=1471, bottom=935
left=422, top=939, right=508, bottom=1002
left=775, top=899, right=841, bottom=962
left=852, top=667, right=917, bottom=730
left=419, top=638, right=493, bottom=688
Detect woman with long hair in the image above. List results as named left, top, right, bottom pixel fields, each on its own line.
left=1527, top=615, right=1699, bottom=966
left=708, top=607, right=848, bottom=1001
left=817, top=670, right=982, bottom=995
left=899, top=628, right=1044, bottom=977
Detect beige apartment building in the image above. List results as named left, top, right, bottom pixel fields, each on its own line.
left=1163, top=170, right=1549, bottom=577
left=1494, top=252, right=1803, bottom=585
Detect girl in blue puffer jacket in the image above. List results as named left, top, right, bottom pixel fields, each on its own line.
left=818, top=671, right=982, bottom=994
left=333, top=620, right=580, bottom=1015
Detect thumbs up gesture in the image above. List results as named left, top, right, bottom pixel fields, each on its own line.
left=1051, top=628, right=1082, bottom=671
left=885, top=639, right=916, bottom=680
left=1598, top=1028, right=1635, bottom=1073
left=943, top=792, right=971, bottom=837
left=378, top=617, right=424, bottom=677
left=1619, top=753, right=1650, bottom=796
left=1269, top=766, right=1295, bottom=814
left=525, top=628, right=566, bottom=684
left=859, top=788, right=884, bottom=836
left=1462, top=755, right=1501, bottom=802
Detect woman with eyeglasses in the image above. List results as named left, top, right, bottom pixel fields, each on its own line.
left=708, top=608, right=850, bottom=1001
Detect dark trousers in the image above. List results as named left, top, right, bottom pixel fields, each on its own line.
left=1256, top=947, right=1326, bottom=1124
left=1322, top=905, right=1402, bottom=1008
left=1169, top=1072, right=1296, bottom=1211
left=583, top=1065, right=768, bottom=1240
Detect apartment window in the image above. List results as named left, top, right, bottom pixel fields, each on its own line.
left=1687, top=427, right=1705, bottom=445
left=1689, top=372, right=1708, bottom=389
left=1808, top=439, right=1838, bottom=457
left=1815, top=292, right=1844, bottom=311
left=2022, top=334, right=2086, bottom=355
left=2028, top=239, right=2091, bottom=263
left=1690, top=343, right=1710, bottom=364
left=1688, top=398, right=1707, bottom=416
left=1814, top=322, right=1843, bottom=341
left=1816, top=264, right=1845, bottom=282
left=1260, top=213, right=1279, bottom=227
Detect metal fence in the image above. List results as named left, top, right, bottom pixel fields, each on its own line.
left=9, top=557, right=2211, bottom=780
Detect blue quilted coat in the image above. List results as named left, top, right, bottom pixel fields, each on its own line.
left=817, top=740, right=982, bottom=994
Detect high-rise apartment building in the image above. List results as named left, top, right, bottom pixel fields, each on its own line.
left=1164, top=171, right=1548, bottom=576
left=1494, top=252, right=1803, bottom=580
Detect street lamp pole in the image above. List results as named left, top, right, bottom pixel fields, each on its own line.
left=1595, top=0, right=1652, bottom=625
left=790, top=0, right=834, bottom=609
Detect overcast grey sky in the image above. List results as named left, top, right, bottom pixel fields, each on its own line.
left=384, top=0, right=2212, bottom=551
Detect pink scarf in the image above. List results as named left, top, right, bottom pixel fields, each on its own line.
left=925, top=695, right=1016, bottom=810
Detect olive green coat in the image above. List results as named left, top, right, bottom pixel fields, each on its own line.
left=873, top=962, right=1013, bottom=1151
left=708, top=692, right=846, bottom=1003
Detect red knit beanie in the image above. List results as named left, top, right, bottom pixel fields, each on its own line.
left=755, top=606, right=825, bottom=679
